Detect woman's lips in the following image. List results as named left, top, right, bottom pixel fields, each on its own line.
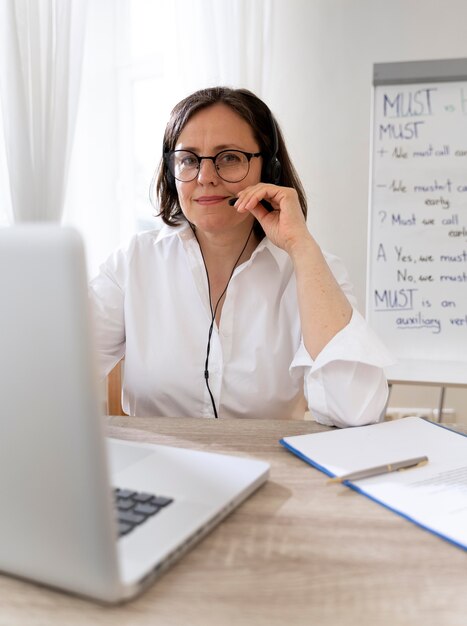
left=195, top=196, right=228, bottom=206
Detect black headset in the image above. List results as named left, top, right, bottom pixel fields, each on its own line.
left=164, top=154, right=176, bottom=191
left=263, top=109, right=282, bottom=185
left=165, top=108, right=282, bottom=190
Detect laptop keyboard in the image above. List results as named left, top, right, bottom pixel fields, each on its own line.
left=114, top=488, right=174, bottom=537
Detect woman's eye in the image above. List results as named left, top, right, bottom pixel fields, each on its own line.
left=218, top=152, right=242, bottom=165
left=180, top=156, right=198, bottom=168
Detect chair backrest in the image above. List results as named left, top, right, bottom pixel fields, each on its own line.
left=106, top=360, right=126, bottom=416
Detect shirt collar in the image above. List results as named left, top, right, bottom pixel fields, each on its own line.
left=154, top=220, right=191, bottom=243
left=250, top=236, right=288, bottom=270
left=154, top=220, right=288, bottom=270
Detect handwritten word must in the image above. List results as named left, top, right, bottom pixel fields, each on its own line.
left=379, top=121, right=424, bottom=141
left=440, top=250, right=467, bottom=262
left=412, top=144, right=450, bottom=158
left=383, top=88, right=437, bottom=118
left=374, top=288, right=417, bottom=310
left=440, top=272, right=467, bottom=283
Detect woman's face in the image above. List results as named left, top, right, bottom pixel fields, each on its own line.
left=174, top=103, right=262, bottom=236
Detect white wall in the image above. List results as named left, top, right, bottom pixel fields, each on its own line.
left=264, top=0, right=467, bottom=420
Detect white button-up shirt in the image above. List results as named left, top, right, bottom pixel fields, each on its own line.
left=89, top=222, right=393, bottom=426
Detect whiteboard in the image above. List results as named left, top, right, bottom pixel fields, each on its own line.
left=366, top=59, right=467, bottom=385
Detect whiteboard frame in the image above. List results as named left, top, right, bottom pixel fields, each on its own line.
left=374, top=57, right=467, bottom=86
left=367, top=58, right=467, bottom=386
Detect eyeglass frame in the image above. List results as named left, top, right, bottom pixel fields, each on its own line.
left=164, top=149, right=263, bottom=183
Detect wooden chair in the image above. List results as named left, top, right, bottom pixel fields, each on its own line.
left=106, top=360, right=126, bottom=415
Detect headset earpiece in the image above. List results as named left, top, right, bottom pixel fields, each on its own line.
left=166, top=169, right=176, bottom=191
left=267, top=155, right=281, bottom=185
left=163, top=151, right=176, bottom=191
left=264, top=111, right=282, bottom=185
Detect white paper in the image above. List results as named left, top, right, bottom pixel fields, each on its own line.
left=282, top=417, right=467, bottom=548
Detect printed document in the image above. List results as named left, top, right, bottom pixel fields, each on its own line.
left=281, top=417, right=467, bottom=550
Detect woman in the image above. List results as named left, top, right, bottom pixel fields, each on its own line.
left=90, top=86, right=392, bottom=426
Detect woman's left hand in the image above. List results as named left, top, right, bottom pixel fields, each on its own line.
left=236, top=182, right=352, bottom=359
left=234, top=183, right=312, bottom=254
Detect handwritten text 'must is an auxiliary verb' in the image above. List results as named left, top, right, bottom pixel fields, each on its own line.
left=373, top=287, right=467, bottom=334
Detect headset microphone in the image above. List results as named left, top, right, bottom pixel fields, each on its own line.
left=228, top=197, right=274, bottom=211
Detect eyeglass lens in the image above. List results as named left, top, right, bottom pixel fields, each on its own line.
left=169, top=150, right=252, bottom=183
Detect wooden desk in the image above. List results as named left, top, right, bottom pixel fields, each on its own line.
left=2, top=417, right=467, bottom=626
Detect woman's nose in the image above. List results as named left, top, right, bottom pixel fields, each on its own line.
left=197, top=158, right=218, bottom=184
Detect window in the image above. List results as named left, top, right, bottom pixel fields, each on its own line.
left=0, top=0, right=269, bottom=270
left=0, top=100, right=12, bottom=227
left=115, top=0, right=171, bottom=233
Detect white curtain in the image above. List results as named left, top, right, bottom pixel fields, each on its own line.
left=166, top=0, right=272, bottom=100
left=0, top=0, right=88, bottom=222
left=64, top=0, right=273, bottom=276
left=0, top=0, right=272, bottom=271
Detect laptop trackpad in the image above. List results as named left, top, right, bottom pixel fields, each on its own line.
left=106, top=439, right=154, bottom=474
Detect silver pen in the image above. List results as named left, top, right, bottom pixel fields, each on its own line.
left=327, top=455, right=429, bottom=484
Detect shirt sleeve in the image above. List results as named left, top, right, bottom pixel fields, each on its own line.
left=88, top=247, right=128, bottom=379
left=289, top=253, right=395, bottom=428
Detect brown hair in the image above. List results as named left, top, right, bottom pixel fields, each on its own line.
left=151, top=87, right=307, bottom=234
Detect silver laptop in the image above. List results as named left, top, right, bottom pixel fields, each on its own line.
left=0, top=225, right=269, bottom=603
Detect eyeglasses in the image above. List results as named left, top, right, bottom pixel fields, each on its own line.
left=164, top=149, right=263, bottom=183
